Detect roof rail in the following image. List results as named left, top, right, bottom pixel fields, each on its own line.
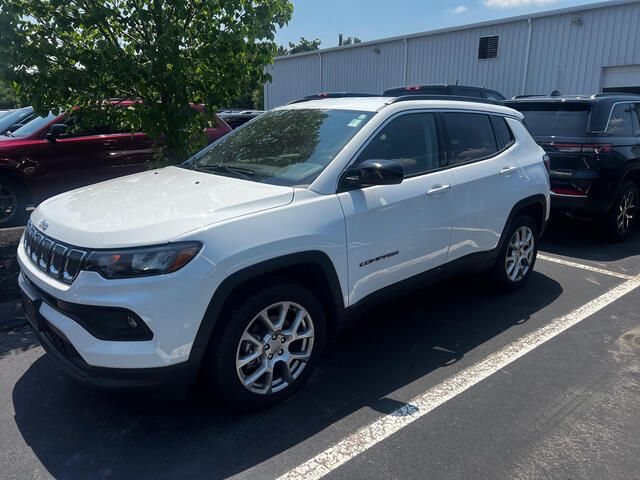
left=385, top=94, right=503, bottom=106
left=592, top=92, right=640, bottom=98
left=287, top=92, right=382, bottom=105
left=511, top=94, right=547, bottom=99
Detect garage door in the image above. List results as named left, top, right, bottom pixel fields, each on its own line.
left=602, top=65, right=640, bottom=94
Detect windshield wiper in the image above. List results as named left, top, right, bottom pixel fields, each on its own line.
left=195, top=164, right=256, bottom=180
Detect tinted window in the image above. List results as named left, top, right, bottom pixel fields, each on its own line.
left=485, top=91, right=506, bottom=101
left=192, top=109, right=374, bottom=187
left=356, top=113, right=442, bottom=176
left=508, top=102, right=590, bottom=137
left=634, top=105, right=640, bottom=136
left=452, top=88, right=483, bottom=98
left=442, top=113, right=498, bottom=164
left=606, top=104, right=635, bottom=136
left=492, top=116, right=515, bottom=150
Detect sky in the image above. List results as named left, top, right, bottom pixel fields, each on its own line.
left=275, top=0, right=609, bottom=49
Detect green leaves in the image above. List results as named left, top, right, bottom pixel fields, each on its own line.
left=0, top=0, right=292, bottom=163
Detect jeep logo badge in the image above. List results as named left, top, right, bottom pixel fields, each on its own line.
left=38, top=219, right=49, bottom=231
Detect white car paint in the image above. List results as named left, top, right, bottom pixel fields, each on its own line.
left=18, top=97, right=549, bottom=373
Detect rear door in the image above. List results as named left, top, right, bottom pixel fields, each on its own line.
left=442, top=112, right=521, bottom=261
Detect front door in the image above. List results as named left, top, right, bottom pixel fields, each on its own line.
left=337, top=112, right=454, bottom=305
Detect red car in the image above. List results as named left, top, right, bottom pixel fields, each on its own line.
left=0, top=103, right=231, bottom=226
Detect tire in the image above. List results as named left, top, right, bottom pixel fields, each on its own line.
left=604, top=181, right=638, bottom=242
left=203, top=283, right=326, bottom=410
left=0, top=176, right=28, bottom=227
left=493, top=215, right=539, bottom=291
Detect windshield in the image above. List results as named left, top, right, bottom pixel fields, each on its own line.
left=190, top=108, right=374, bottom=186
left=0, top=107, right=34, bottom=134
left=508, top=102, right=591, bottom=137
left=10, top=111, right=58, bottom=138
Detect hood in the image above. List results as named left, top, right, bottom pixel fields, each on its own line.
left=31, top=166, right=294, bottom=248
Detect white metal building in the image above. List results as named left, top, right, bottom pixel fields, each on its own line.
left=265, top=0, right=640, bottom=108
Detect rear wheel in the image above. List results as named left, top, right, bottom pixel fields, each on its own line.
left=493, top=215, right=538, bottom=291
left=204, top=283, right=326, bottom=410
left=0, top=177, right=27, bottom=227
left=604, top=181, right=638, bottom=242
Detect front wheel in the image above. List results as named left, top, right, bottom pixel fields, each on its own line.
left=0, top=177, right=28, bottom=227
left=204, top=283, right=326, bottom=410
left=493, top=215, right=538, bottom=291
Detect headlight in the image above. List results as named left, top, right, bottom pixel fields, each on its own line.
left=84, top=242, right=201, bottom=279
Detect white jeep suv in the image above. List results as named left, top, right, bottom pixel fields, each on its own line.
left=18, top=94, right=550, bottom=408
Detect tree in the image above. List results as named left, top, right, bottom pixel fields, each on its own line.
left=276, top=37, right=321, bottom=56
left=0, top=78, right=18, bottom=109
left=342, top=36, right=361, bottom=46
left=0, top=0, right=293, bottom=163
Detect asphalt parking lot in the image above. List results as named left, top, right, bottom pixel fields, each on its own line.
left=1, top=217, right=640, bottom=480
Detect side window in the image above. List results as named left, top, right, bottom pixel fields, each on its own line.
left=441, top=113, right=498, bottom=165
left=64, top=115, right=114, bottom=138
left=606, top=104, right=634, bottom=136
left=356, top=113, right=442, bottom=176
left=633, top=104, right=640, bottom=136
left=484, top=91, right=505, bottom=101
left=492, top=116, right=515, bottom=150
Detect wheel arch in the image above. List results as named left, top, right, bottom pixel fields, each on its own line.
left=498, top=194, right=548, bottom=250
left=188, top=250, right=346, bottom=371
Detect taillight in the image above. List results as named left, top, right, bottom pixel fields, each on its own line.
left=543, top=153, right=551, bottom=173
left=551, top=187, right=588, bottom=197
left=405, top=85, right=422, bottom=91
left=551, top=143, right=612, bottom=154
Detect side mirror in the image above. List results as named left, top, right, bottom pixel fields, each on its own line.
left=45, top=123, right=67, bottom=141
left=341, top=159, right=404, bottom=190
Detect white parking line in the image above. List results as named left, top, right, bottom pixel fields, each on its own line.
left=537, top=254, right=635, bottom=280
left=277, top=277, right=640, bottom=480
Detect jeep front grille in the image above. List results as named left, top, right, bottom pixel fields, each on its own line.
left=23, top=223, right=87, bottom=284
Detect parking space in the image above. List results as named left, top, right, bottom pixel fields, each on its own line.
left=1, top=219, right=640, bottom=479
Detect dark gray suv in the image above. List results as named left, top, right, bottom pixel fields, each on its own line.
left=506, top=94, right=640, bottom=241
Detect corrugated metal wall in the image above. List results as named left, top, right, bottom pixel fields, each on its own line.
left=265, top=0, right=640, bottom=109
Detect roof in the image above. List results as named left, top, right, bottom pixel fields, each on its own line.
left=275, top=96, right=524, bottom=119
left=275, top=0, right=639, bottom=61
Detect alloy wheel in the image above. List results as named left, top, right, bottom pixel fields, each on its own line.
left=617, top=190, right=636, bottom=234
left=505, top=226, right=535, bottom=282
left=0, top=183, right=18, bottom=224
left=236, top=302, right=315, bottom=395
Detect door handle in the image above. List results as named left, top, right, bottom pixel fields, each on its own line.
left=427, top=184, right=451, bottom=196
left=103, top=140, right=117, bottom=146
left=500, top=166, right=518, bottom=176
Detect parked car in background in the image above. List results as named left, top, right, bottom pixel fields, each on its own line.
left=0, top=106, right=35, bottom=136
left=506, top=93, right=640, bottom=241
left=383, top=84, right=506, bottom=101
left=18, top=93, right=549, bottom=408
left=218, top=109, right=264, bottom=129
left=0, top=103, right=231, bottom=227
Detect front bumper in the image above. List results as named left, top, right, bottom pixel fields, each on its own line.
left=17, top=236, right=225, bottom=376
left=21, top=285, right=196, bottom=389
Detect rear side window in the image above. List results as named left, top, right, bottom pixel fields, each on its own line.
left=356, top=113, right=442, bottom=176
left=441, top=113, right=498, bottom=165
left=492, top=116, right=515, bottom=150
left=484, top=91, right=506, bottom=101
left=606, top=103, right=635, bottom=136
left=507, top=102, right=590, bottom=137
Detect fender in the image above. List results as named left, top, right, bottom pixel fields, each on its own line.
left=187, top=250, right=346, bottom=369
